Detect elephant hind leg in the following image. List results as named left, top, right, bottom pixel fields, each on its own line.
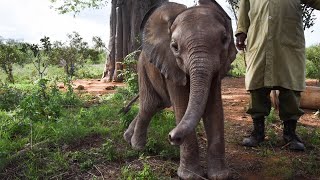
left=124, top=66, right=167, bottom=150
left=124, top=94, right=164, bottom=150
left=124, top=116, right=138, bottom=144
left=124, top=100, right=163, bottom=150
left=129, top=107, right=161, bottom=150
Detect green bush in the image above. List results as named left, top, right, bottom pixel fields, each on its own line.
left=75, top=64, right=104, bottom=79
left=120, top=51, right=140, bottom=94
left=18, top=79, right=80, bottom=122
left=306, top=45, right=320, bottom=82
left=0, top=83, right=25, bottom=111
left=229, top=53, right=246, bottom=77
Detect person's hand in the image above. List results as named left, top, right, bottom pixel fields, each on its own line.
left=236, top=33, right=247, bottom=51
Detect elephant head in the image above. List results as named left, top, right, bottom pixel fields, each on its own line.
left=141, top=1, right=237, bottom=145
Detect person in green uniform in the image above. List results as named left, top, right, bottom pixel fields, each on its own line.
left=236, top=0, right=320, bottom=151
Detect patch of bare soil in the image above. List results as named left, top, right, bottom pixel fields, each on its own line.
left=61, top=77, right=320, bottom=179
left=58, top=79, right=125, bottom=95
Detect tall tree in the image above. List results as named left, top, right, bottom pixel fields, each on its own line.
left=103, top=0, right=167, bottom=82
left=0, top=40, right=29, bottom=83
left=50, top=0, right=167, bottom=82
left=50, top=0, right=316, bottom=82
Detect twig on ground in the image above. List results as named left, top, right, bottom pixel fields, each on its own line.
left=270, top=124, right=282, bottom=131
left=281, top=142, right=291, bottom=149
left=94, top=165, right=105, bottom=180
left=268, top=142, right=276, bottom=154
left=88, top=172, right=97, bottom=178
left=50, top=172, right=68, bottom=179
left=13, top=140, right=49, bottom=159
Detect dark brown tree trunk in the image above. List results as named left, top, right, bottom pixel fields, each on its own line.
left=113, top=0, right=124, bottom=82
left=102, top=0, right=116, bottom=82
left=122, top=1, right=129, bottom=58
left=102, top=0, right=167, bottom=82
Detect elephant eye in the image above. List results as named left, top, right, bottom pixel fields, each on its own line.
left=170, top=41, right=179, bottom=53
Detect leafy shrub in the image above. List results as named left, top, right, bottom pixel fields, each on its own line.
left=266, top=107, right=278, bottom=124
left=0, top=83, right=25, bottom=111
left=306, top=60, right=318, bottom=79
left=120, top=51, right=140, bottom=94
left=0, top=40, right=31, bottom=83
left=18, top=79, right=62, bottom=122
left=229, top=54, right=246, bottom=77
left=18, top=79, right=80, bottom=122
left=75, top=64, right=104, bottom=79
left=306, top=45, right=320, bottom=82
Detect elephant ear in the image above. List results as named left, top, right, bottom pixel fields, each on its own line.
left=200, top=0, right=236, bottom=78
left=220, top=18, right=237, bottom=78
left=141, top=2, right=188, bottom=86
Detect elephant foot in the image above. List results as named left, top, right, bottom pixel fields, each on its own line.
left=177, top=165, right=204, bottom=180
left=123, top=128, right=133, bottom=144
left=207, top=169, right=229, bottom=180
left=130, top=133, right=147, bottom=151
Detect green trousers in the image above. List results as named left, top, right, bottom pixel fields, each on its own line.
left=246, top=87, right=304, bottom=121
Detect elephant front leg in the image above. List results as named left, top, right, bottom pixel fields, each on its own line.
left=177, top=130, right=204, bottom=179
left=203, top=78, right=228, bottom=179
left=168, top=83, right=204, bottom=179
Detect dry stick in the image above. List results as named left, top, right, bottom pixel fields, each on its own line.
left=270, top=124, right=282, bottom=131
left=14, top=140, right=49, bottom=158
left=49, top=172, right=68, bottom=179
left=94, top=165, right=105, bottom=180
left=88, top=172, right=97, bottom=178
left=281, top=142, right=291, bottom=149
left=268, top=142, right=276, bottom=154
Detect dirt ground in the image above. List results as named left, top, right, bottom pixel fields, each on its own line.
left=63, top=77, right=319, bottom=127
left=59, top=77, right=320, bottom=179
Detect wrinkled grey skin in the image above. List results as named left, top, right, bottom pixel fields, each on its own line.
left=123, top=1, right=237, bottom=179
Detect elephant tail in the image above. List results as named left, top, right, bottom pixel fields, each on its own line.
left=118, top=95, right=139, bottom=114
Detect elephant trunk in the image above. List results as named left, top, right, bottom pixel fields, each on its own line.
left=169, top=57, right=217, bottom=145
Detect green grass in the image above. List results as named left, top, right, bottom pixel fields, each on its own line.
left=121, top=162, right=157, bottom=180
left=0, top=82, right=180, bottom=179
left=0, top=63, right=105, bottom=84
left=1, top=61, right=320, bottom=179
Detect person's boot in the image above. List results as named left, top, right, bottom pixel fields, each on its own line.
left=283, top=120, right=305, bottom=151
left=243, top=118, right=265, bottom=147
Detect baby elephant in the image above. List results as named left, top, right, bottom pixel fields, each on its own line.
left=123, top=1, right=237, bottom=179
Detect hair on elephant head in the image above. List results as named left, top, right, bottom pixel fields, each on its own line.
left=123, top=1, right=237, bottom=179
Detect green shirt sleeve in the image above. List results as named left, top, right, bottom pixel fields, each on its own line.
left=302, top=0, right=320, bottom=10
left=236, top=0, right=250, bottom=35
